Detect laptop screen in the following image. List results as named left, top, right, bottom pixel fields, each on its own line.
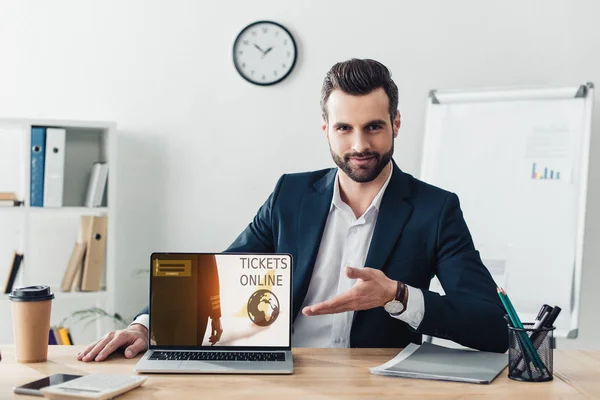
left=149, top=253, right=292, bottom=349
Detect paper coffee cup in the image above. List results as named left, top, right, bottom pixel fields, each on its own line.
left=9, top=285, right=54, bottom=363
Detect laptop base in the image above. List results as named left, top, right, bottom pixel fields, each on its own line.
left=134, top=350, right=294, bottom=374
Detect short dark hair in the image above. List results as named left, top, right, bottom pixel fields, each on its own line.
left=320, top=58, right=399, bottom=123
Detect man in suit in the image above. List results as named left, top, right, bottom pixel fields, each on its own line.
left=77, top=58, right=508, bottom=362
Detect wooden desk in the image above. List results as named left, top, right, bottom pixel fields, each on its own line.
left=0, top=346, right=598, bottom=399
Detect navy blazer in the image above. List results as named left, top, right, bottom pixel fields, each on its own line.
left=224, top=161, right=508, bottom=352
left=137, top=161, right=508, bottom=352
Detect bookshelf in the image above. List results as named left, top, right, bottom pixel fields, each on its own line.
left=0, top=118, right=117, bottom=346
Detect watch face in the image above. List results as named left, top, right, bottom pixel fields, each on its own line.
left=233, top=20, right=297, bottom=86
left=385, top=301, right=405, bottom=315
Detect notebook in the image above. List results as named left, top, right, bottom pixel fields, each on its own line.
left=40, top=374, right=147, bottom=399
left=370, top=342, right=507, bottom=384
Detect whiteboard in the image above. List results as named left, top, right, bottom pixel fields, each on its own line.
left=420, top=83, right=594, bottom=339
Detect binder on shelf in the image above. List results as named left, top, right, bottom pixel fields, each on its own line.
left=3, top=252, right=23, bottom=294
left=70, top=261, right=83, bottom=292
left=80, top=215, right=107, bottom=291
left=84, top=164, right=101, bottom=207
left=48, top=328, right=58, bottom=345
left=96, top=163, right=108, bottom=207
left=61, top=242, right=87, bottom=292
left=96, top=163, right=109, bottom=206
left=52, top=327, right=63, bottom=345
left=85, top=162, right=108, bottom=207
left=30, top=127, right=46, bottom=207
left=69, top=217, right=91, bottom=292
left=43, top=128, right=66, bottom=207
left=58, top=327, right=71, bottom=345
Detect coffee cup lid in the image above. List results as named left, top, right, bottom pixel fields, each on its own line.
left=8, top=285, right=55, bottom=302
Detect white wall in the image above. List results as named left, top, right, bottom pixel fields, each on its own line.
left=1, top=0, right=599, bottom=349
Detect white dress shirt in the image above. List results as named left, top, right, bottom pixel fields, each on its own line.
left=291, top=164, right=424, bottom=347
left=131, top=164, right=425, bottom=347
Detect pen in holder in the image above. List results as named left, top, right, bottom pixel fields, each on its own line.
left=508, top=323, right=554, bottom=382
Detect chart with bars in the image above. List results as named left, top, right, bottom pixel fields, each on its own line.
left=531, top=163, right=562, bottom=180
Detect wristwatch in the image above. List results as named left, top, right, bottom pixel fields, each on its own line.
left=384, top=281, right=408, bottom=316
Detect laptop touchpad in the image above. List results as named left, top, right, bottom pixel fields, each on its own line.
left=149, top=360, right=182, bottom=369
left=179, top=361, right=236, bottom=371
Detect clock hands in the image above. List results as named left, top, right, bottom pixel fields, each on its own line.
left=252, top=43, right=275, bottom=59
left=260, top=46, right=275, bottom=59
left=263, top=46, right=274, bottom=57
left=253, top=43, right=265, bottom=53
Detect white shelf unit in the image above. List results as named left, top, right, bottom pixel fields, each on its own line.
left=0, top=118, right=117, bottom=346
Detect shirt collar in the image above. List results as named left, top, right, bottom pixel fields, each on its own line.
left=330, top=162, right=393, bottom=214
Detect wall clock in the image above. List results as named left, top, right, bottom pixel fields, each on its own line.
left=233, top=20, right=298, bottom=86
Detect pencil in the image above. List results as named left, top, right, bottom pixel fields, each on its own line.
left=497, top=287, right=547, bottom=374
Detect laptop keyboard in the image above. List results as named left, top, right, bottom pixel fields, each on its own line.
left=149, top=351, right=286, bottom=362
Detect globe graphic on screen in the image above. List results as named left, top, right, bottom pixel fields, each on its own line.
left=247, top=289, right=280, bottom=327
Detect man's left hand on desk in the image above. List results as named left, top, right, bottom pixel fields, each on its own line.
left=302, top=266, right=397, bottom=316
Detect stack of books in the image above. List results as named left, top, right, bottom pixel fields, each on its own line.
left=49, top=326, right=74, bottom=345
left=0, top=192, right=23, bottom=207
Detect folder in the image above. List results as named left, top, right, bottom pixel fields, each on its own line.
left=70, top=260, right=83, bottom=292
left=67, top=329, right=74, bottom=346
left=4, top=252, right=24, bottom=294
left=30, top=127, right=46, bottom=207
left=61, top=242, right=87, bottom=292
left=77, top=215, right=93, bottom=291
left=370, top=342, right=508, bottom=384
left=43, top=128, right=66, bottom=207
left=85, top=163, right=108, bottom=207
left=52, top=327, right=63, bottom=345
left=80, top=215, right=107, bottom=291
left=70, top=217, right=92, bottom=291
left=84, top=163, right=101, bottom=207
left=58, top=327, right=71, bottom=345
left=95, top=163, right=109, bottom=207
left=48, top=328, right=58, bottom=345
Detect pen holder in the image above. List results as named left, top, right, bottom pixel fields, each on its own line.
left=508, top=323, right=555, bottom=382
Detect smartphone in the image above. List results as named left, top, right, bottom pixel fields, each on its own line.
left=14, top=373, right=82, bottom=396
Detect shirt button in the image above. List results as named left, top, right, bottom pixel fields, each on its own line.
left=350, top=228, right=357, bottom=234
left=334, top=338, right=341, bottom=343
left=417, top=312, right=423, bottom=320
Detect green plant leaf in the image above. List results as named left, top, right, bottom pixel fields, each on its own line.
left=60, top=307, right=130, bottom=330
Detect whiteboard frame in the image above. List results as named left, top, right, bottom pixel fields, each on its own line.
left=420, top=83, right=594, bottom=340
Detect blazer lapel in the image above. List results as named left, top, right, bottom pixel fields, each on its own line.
left=364, top=162, right=414, bottom=271
left=293, top=169, right=336, bottom=320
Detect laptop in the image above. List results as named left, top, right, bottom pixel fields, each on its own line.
left=134, top=252, right=294, bottom=374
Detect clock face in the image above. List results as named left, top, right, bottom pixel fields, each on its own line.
left=233, top=21, right=297, bottom=86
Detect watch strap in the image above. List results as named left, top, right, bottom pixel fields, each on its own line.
left=395, top=281, right=408, bottom=308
